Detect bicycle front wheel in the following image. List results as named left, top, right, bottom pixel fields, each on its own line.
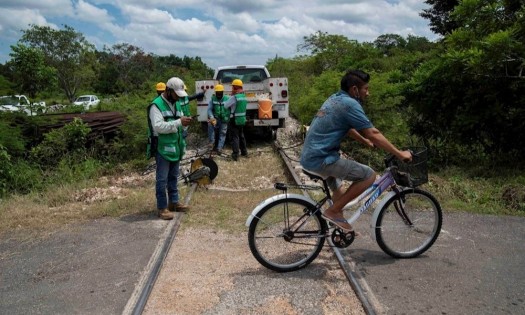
left=376, top=189, right=442, bottom=258
left=248, top=198, right=328, bottom=272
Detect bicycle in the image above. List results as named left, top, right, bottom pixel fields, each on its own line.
left=246, top=147, right=442, bottom=272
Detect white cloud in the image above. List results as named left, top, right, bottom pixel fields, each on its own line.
left=75, top=0, right=113, bottom=25
left=0, top=8, right=55, bottom=39
left=0, top=0, right=437, bottom=68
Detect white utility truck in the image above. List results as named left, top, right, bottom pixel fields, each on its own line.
left=195, top=65, right=289, bottom=139
left=0, top=95, right=46, bottom=116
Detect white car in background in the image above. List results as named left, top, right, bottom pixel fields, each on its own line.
left=73, top=95, right=100, bottom=109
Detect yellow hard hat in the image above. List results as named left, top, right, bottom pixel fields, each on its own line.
left=156, top=82, right=166, bottom=91
left=232, top=79, right=243, bottom=87
left=214, top=84, right=224, bottom=92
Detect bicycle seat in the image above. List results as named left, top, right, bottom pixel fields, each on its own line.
left=302, top=168, right=327, bottom=181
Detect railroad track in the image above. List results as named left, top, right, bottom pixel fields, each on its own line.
left=273, top=136, right=379, bottom=315
left=126, top=119, right=379, bottom=315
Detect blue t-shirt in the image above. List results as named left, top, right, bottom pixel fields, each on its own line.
left=300, top=90, right=373, bottom=171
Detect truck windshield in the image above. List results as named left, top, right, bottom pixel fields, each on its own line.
left=216, top=68, right=268, bottom=84
left=0, top=96, right=17, bottom=105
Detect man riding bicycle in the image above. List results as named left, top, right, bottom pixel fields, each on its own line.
left=300, top=70, right=412, bottom=232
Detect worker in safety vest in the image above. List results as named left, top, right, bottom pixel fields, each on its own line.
left=223, top=79, right=248, bottom=161
left=147, top=77, right=192, bottom=220
left=207, top=84, right=230, bottom=154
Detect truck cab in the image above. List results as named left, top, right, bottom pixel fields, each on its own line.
left=0, top=95, right=46, bottom=116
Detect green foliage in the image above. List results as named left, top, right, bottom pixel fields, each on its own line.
left=19, top=24, right=96, bottom=101
left=294, top=70, right=342, bottom=124
left=30, top=118, right=91, bottom=167
left=406, top=0, right=525, bottom=165
left=50, top=157, right=102, bottom=183
left=3, top=158, right=45, bottom=195
left=8, top=44, right=57, bottom=97
left=0, top=145, right=11, bottom=197
left=420, top=0, right=460, bottom=36
left=297, top=31, right=361, bottom=72
left=0, top=114, right=27, bottom=157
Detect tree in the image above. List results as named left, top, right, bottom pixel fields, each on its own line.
left=374, top=34, right=407, bottom=55
left=407, top=0, right=525, bottom=162
left=8, top=44, right=56, bottom=98
left=101, top=43, right=154, bottom=94
left=420, top=0, right=460, bottom=36
left=297, top=31, right=359, bottom=72
left=18, top=24, right=96, bottom=101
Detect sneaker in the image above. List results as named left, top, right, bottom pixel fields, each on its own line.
left=158, top=208, right=174, bottom=220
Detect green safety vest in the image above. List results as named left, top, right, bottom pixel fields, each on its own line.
left=147, top=96, right=186, bottom=162
left=212, top=95, right=230, bottom=122
left=177, top=96, right=191, bottom=117
left=233, top=93, right=247, bottom=126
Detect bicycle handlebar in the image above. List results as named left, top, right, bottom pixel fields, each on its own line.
left=384, top=149, right=414, bottom=168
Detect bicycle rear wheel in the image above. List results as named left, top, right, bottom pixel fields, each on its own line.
left=248, top=198, right=328, bottom=272
left=375, top=189, right=442, bottom=258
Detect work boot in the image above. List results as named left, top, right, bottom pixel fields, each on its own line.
left=158, top=208, right=174, bottom=220
left=168, top=201, right=189, bottom=212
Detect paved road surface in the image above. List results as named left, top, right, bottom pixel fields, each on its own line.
left=0, top=215, right=167, bottom=315
left=1, top=211, right=523, bottom=314
left=347, top=211, right=525, bottom=315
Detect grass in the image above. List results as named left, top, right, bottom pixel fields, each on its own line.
left=1, top=139, right=524, bottom=238
left=425, top=168, right=525, bottom=216
left=181, top=147, right=290, bottom=233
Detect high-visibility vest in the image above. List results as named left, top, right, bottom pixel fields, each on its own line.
left=177, top=96, right=191, bottom=117
left=212, top=95, right=230, bottom=122
left=147, top=96, right=186, bottom=161
left=233, top=93, right=247, bottom=126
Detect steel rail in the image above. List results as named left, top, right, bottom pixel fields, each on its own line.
left=275, top=142, right=381, bottom=315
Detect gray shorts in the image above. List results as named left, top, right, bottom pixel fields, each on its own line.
left=319, top=159, right=374, bottom=191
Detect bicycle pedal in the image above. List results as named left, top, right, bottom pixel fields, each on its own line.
left=331, top=229, right=355, bottom=248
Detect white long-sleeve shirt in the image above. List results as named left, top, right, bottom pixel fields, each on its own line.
left=223, top=94, right=238, bottom=116
left=149, top=96, right=183, bottom=136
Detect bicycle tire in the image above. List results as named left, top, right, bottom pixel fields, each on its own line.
left=248, top=198, right=328, bottom=272
left=375, top=188, right=442, bottom=258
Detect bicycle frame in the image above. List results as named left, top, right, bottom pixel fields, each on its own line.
left=343, top=169, right=398, bottom=226
left=245, top=167, right=402, bottom=235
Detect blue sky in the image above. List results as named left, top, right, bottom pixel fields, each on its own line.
left=0, top=0, right=437, bottom=69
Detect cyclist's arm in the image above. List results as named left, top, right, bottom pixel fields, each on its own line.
left=360, top=128, right=412, bottom=161
left=347, top=128, right=374, bottom=148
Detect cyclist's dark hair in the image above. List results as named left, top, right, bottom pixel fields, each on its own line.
left=340, top=70, right=370, bottom=91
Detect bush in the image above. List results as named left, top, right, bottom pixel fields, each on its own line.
left=0, top=145, right=12, bottom=197
left=30, top=118, right=91, bottom=167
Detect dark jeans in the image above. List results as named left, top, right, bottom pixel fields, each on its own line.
left=155, top=152, right=180, bottom=209
left=228, top=121, right=247, bottom=157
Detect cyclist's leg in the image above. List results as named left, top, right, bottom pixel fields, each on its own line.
left=320, top=159, right=375, bottom=230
